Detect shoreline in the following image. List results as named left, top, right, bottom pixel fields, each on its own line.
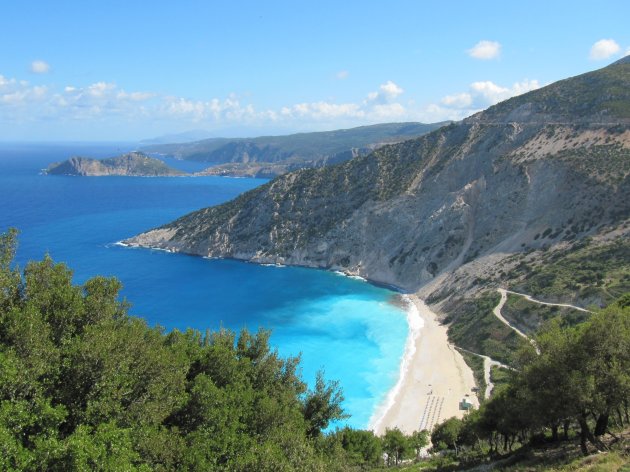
left=113, top=244, right=477, bottom=434
left=368, top=294, right=424, bottom=432
left=370, top=294, right=478, bottom=435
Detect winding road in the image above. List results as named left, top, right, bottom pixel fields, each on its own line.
left=492, top=288, right=590, bottom=355
left=458, top=347, right=512, bottom=399
left=500, top=289, right=591, bottom=313
left=466, top=289, right=590, bottom=400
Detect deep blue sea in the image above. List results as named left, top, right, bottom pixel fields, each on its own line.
left=0, top=142, right=408, bottom=429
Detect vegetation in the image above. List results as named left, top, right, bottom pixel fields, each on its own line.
left=0, top=230, right=347, bottom=470
left=516, top=238, right=630, bottom=306
left=445, top=292, right=526, bottom=366
left=481, top=57, right=630, bottom=121
left=501, top=293, right=589, bottom=334
left=489, top=365, right=512, bottom=393
left=554, top=144, right=630, bottom=185
left=422, top=293, right=630, bottom=470
left=1, top=230, right=440, bottom=471
left=457, top=350, right=486, bottom=401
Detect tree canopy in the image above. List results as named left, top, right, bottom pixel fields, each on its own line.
left=430, top=294, right=630, bottom=458
left=0, top=230, right=351, bottom=471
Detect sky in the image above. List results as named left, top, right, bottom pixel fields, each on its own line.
left=1, top=0, right=629, bottom=141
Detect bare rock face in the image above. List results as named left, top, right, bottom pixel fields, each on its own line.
left=125, top=60, right=630, bottom=292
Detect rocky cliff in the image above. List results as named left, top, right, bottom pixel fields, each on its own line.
left=46, top=152, right=186, bottom=177
left=125, top=59, right=630, bottom=296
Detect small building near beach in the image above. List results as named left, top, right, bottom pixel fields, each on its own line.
left=459, top=398, right=474, bottom=411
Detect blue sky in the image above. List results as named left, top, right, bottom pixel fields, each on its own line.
left=1, top=0, right=629, bottom=141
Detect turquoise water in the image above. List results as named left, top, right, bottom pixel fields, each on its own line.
left=0, top=143, right=408, bottom=428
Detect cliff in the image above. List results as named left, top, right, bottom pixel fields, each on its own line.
left=125, top=59, right=630, bottom=298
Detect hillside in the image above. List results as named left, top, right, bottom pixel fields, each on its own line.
left=142, top=122, right=447, bottom=177
left=126, top=59, right=630, bottom=306
left=46, top=152, right=186, bottom=177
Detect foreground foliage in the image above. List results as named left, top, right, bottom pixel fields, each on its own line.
left=0, top=230, right=434, bottom=470
left=0, top=230, right=355, bottom=471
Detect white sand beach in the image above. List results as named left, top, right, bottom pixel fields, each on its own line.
left=370, top=295, right=477, bottom=435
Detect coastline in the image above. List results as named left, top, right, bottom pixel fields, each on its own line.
left=114, top=244, right=476, bottom=434
left=368, top=294, right=424, bottom=431
left=370, top=294, right=477, bottom=435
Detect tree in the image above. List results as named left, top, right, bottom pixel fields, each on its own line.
left=336, top=427, right=382, bottom=466
left=0, top=230, right=357, bottom=470
left=302, top=371, right=347, bottom=438
left=382, top=427, right=409, bottom=465
left=409, top=429, right=429, bottom=460
left=431, top=417, right=463, bottom=455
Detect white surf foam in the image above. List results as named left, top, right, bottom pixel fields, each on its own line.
left=368, top=294, right=424, bottom=432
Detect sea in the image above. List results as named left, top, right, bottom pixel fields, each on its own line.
left=0, top=142, right=409, bottom=429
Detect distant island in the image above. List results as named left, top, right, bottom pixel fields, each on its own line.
left=45, top=152, right=186, bottom=177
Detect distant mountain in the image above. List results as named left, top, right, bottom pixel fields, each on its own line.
left=141, top=122, right=448, bottom=177
left=139, top=130, right=216, bottom=145
left=126, top=59, right=630, bottom=306
left=46, top=152, right=186, bottom=176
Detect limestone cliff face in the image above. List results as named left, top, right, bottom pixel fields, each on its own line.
left=46, top=152, right=185, bottom=176
left=125, top=59, right=630, bottom=292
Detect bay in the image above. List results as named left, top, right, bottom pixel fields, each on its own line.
left=0, top=142, right=408, bottom=428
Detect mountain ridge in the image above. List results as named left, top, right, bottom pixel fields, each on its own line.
left=141, top=122, right=448, bottom=177
left=125, top=60, right=630, bottom=300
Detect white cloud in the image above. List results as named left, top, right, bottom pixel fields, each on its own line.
left=162, top=96, right=265, bottom=123
left=470, top=81, right=509, bottom=102
left=0, top=70, right=544, bottom=137
left=271, top=82, right=406, bottom=124
left=468, top=40, right=501, bottom=60
left=86, top=82, right=116, bottom=97
left=434, top=79, right=540, bottom=118
left=30, top=60, right=50, bottom=74
left=625, top=47, right=630, bottom=57
left=372, top=102, right=406, bottom=119
left=589, top=39, right=621, bottom=60
left=441, top=92, right=473, bottom=108
left=0, top=75, right=17, bottom=88
left=117, top=91, right=155, bottom=101
left=365, top=80, right=404, bottom=105
left=470, top=79, right=540, bottom=105
left=379, top=80, right=404, bottom=99
left=277, top=101, right=363, bottom=120
left=336, top=70, right=349, bottom=79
